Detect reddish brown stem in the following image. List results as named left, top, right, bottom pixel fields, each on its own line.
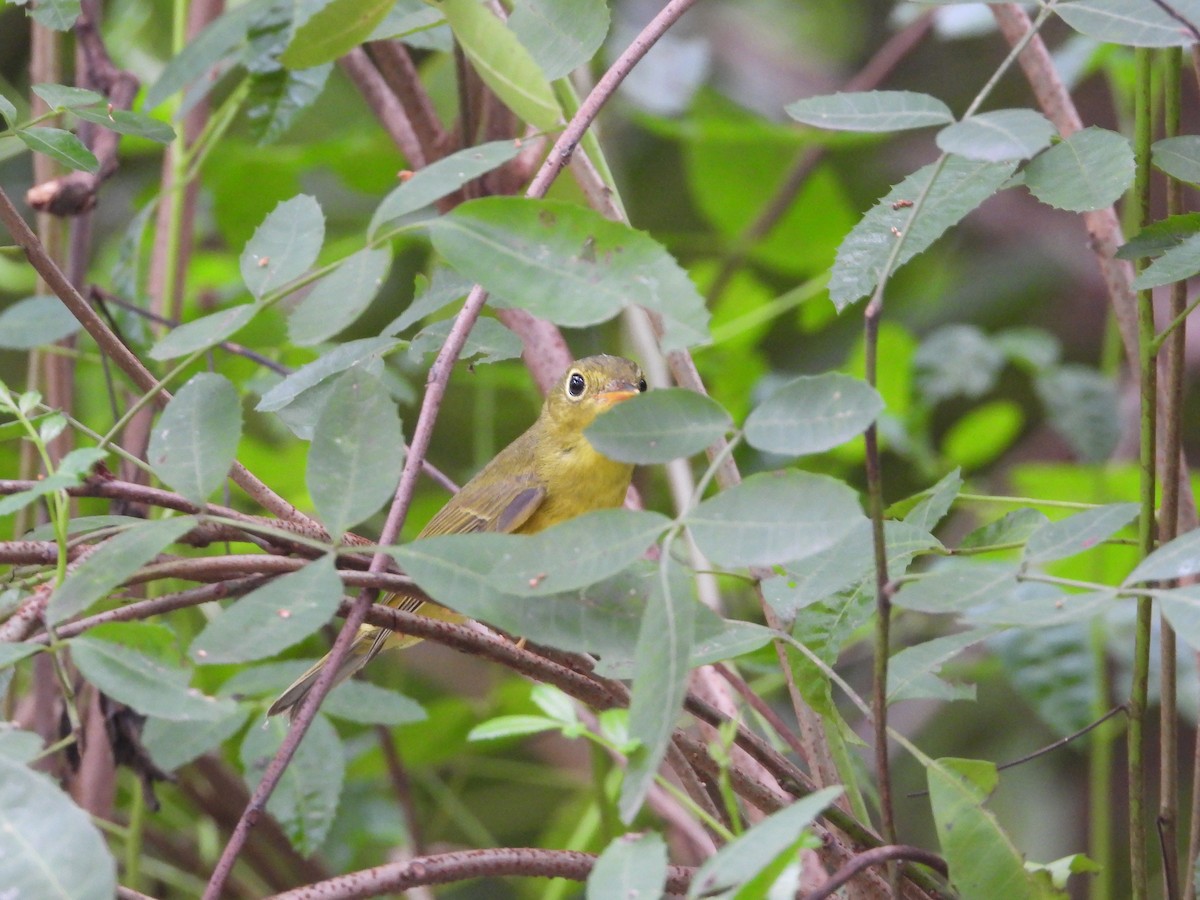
left=263, top=848, right=695, bottom=899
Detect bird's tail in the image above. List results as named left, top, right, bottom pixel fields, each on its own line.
left=267, top=596, right=463, bottom=718
left=267, top=626, right=387, bottom=719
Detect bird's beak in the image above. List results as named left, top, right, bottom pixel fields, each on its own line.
left=595, top=382, right=640, bottom=408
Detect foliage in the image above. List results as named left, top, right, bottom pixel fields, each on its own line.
left=0, top=0, right=1197, bottom=898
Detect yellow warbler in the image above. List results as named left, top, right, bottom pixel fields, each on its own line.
left=269, top=355, right=646, bottom=716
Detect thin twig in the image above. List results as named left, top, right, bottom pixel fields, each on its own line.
left=263, top=848, right=694, bottom=899
left=374, top=725, right=425, bottom=855
left=803, top=845, right=949, bottom=900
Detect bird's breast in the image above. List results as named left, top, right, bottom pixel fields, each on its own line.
left=522, top=438, right=634, bottom=534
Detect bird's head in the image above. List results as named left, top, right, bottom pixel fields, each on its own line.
left=541, top=355, right=647, bottom=438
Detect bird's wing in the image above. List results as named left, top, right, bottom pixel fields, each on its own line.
left=418, top=473, right=546, bottom=538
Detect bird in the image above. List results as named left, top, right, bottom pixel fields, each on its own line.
left=268, top=354, right=647, bottom=717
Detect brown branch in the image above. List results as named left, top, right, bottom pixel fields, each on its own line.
left=185, top=754, right=332, bottom=890
left=263, top=847, right=694, bottom=899
left=26, top=0, right=140, bottom=216
left=365, top=41, right=448, bottom=160
left=803, top=845, right=949, bottom=900
left=374, top=725, right=425, bottom=855
left=339, top=49, right=426, bottom=168
left=713, top=661, right=811, bottom=770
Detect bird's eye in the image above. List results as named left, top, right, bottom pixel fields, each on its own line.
left=638, top=378, right=647, bottom=393
left=567, top=371, right=586, bottom=399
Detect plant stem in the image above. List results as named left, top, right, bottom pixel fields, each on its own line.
left=1159, top=44, right=1184, bottom=900
left=1129, top=45, right=1156, bottom=900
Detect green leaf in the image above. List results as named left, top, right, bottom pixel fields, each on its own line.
left=144, top=2, right=262, bottom=109
left=19, top=0, right=80, bottom=30
left=280, top=0, right=396, bottom=68
left=245, top=64, right=332, bottom=145
left=1118, top=213, right=1200, bottom=260
left=942, top=401, right=1023, bottom=472
left=1023, top=503, right=1138, bottom=565
left=71, top=106, right=176, bottom=143
left=47, top=517, right=197, bottom=625
left=830, top=155, right=1017, bottom=309
left=763, top=520, right=941, bottom=619
left=0, top=295, right=81, bottom=349
left=686, top=470, right=864, bottom=568
left=0, top=755, right=116, bottom=900
left=1034, top=365, right=1121, bottom=463
left=1133, top=231, right=1200, bottom=289
left=369, top=140, right=523, bottom=237
left=240, top=713, right=343, bottom=856
left=1024, top=127, right=1134, bottom=212
left=992, top=623, right=1096, bottom=735
left=583, top=389, right=731, bottom=464
left=394, top=508, right=670, bottom=603
left=191, top=556, right=343, bottom=664
left=587, top=832, right=667, bottom=900
left=961, top=508, right=1049, bottom=551
left=71, top=635, right=234, bottom=721
left=688, top=786, right=844, bottom=898
left=785, top=90, right=952, bottom=132
left=307, top=369, right=404, bottom=538
left=289, top=247, right=392, bottom=345
left=148, top=373, right=242, bottom=504
left=241, top=194, right=325, bottom=300
left=0, top=644, right=40, bottom=669
left=900, top=468, right=963, bottom=531
left=16, top=127, right=99, bottom=173
left=0, top=724, right=44, bottom=763
left=318, top=681, right=427, bottom=726
left=888, top=628, right=997, bottom=703
left=994, top=327, right=1061, bottom=371
left=928, top=758, right=1043, bottom=899
left=1153, top=135, right=1200, bottom=184
left=1126, top=529, right=1200, bottom=584
left=620, top=558, right=694, bottom=822
left=1027, top=854, right=1102, bottom=890
left=440, top=0, right=561, bottom=128
left=409, top=316, right=523, bottom=366
left=967, top=584, right=1114, bottom=629
left=428, top=197, right=710, bottom=351
left=510, top=0, right=609, bottom=80
left=0, top=447, right=107, bottom=517
left=383, top=268, right=472, bottom=335
left=256, top=336, right=399, bottom=412
left=1057, top=0, right=1200, bottom=47
left=468, top=715, right=561, bottom=742
left=915, top=324, right=1004, bottom=402
left=0, top=94, right=16, bottom=126
left=743, top=372, right=883, bottom=455
left=1156, top=585, right=1200, bottom=653
left=893, top=562, right=1019, bottom=614
left=689, top=619, right=775, bottom=667
left=148, top=302, right=260, bottom=361
left=30, top=84, right=105, bottom=109
left=937, top=109, right=1056, bottom=162
left=142, top=706, right=251, bottom=772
